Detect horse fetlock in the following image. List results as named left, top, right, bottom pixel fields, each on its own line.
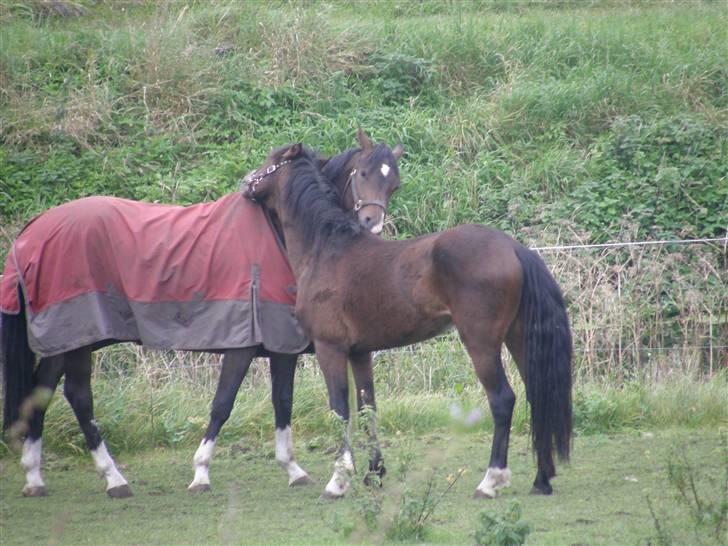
left=285, top=461, right=312, bottom=486
left=192, top=439, right=215, bottom=467
left=20, top=438, right=42, bottom=472
left=91, top=443, right=129, bottom=491
left=323, top=450, right=354, bottom=498
left=475, top=467, right=512, bottom=499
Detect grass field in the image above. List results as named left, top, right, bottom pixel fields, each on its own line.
left=1, top=429, right=726, bottom=545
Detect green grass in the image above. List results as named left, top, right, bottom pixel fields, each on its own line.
left=1, top=429, right=725, bottom=545
left=1, top=347, right=724, bottom=457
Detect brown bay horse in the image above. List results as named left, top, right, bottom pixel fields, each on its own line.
left=2, top=130, right=403, bottom=498
left=244, top=143, right=573, bottom=499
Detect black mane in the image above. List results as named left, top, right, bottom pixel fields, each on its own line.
left=285, top=146, right=362, bottom=254
left=322, top=147, right=360, bottom=185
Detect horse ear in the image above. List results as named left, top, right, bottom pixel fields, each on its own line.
left=392, top=142, right=404, bottom=161
left=283, top=143, right=303, bottom=159
left=357, top=127, right=373, bottom=151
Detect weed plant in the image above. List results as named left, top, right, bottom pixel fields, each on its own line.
left=648, top=435, right=728, bottom=546
left=474, top=501, right=531, bottom=546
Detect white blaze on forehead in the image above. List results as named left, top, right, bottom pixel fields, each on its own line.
left=380, top=163, right=390, bottom=177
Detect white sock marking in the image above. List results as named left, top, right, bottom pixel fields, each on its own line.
left=476, top=467, right=512, bottom=498
left=324, top=449, right=354, bottom=497
left=21, top=438, right=45, bottom=491
left=189, top=438, right=216, bottom=488
left=91, top=442, right=128, bottom=491
left=275, top=426, right=310, bottom=485
left=380, top=163, right=390, bottom=177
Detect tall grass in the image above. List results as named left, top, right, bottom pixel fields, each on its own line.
left=1, top=344, right=724, bottom=456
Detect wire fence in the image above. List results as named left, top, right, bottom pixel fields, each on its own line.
left=85, top=235, right=727, bottom=391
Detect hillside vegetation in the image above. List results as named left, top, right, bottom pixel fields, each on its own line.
left=1, top=0, right=725, bottom=241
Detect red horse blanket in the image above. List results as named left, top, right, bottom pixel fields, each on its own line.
left=1, top=194, right=309, bottom=357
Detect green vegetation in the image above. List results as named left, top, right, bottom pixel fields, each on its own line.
left=1, top=430, right=726, bottom=545
left=474, top=501, right=531, bottom=546
left=1, top=1, right=725, bottom=238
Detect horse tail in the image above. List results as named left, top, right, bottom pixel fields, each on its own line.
left=513, top=244, right=573, bottom=465
left=2, top=289, right=36, bottom=432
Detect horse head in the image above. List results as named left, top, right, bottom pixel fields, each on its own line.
left=332, top=128, right=404, bottom=234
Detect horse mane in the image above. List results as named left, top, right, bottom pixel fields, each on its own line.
left=322, top=147, right=360, bottom=184
left=285, top=146, right=362, bottom=254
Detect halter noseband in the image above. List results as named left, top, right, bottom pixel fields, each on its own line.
left=243, top=159, right=291, bottom=200
left=342, top=168, right=387, bottom=213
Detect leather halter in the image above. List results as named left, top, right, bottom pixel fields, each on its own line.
left=342, top=168, right=387, bottom=212
left=243, top=159, right=291, bottom=200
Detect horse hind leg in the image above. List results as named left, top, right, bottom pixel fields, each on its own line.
left=20, top=356, right=65, bottom=497
left=474, top=352, right=516, bottom=499
left=63, top=348, right=131, bottom=498
left=189, top=347, right=257, bottom=492
left=454, top=314, right=516, bottom=499
left=271, top=354, right=313, bottom=486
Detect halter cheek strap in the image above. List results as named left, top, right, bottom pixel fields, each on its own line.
left=344, top=169, right=387, bottom=213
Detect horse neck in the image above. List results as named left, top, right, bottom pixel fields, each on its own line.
left=276, top=213, right=316, bottom=279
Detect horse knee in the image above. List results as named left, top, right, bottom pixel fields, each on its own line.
left=63, top=381, right=91, bottom=412
left=210, top=402, right=233, bottom=426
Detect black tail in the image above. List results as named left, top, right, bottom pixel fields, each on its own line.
left=2, top=289, right=36, bottom=432
left=514, top=244, right=573, bottom=466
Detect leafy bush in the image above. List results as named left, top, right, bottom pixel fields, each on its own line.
left=474, top=501, right=531, bottom=546
left=546, top=114, right=728, bottom=241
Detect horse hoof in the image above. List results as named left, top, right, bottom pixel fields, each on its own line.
left=363, top=473, right=384, bottom=487
left=530, top=484, right=553, bottom=496
left=22, top=486, right=48, bottom=497
left=473, top=488, right=496, bottom=499
left=107, top=484, right=133, bottom=498
left=289, top=475, right=315, bottom=487
left=188, top=483, right=211, bottom=493
left=320, top=490, right=345, bottom=501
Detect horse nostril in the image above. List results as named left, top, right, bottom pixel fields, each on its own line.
left=364, top=216, right=372, bottom=225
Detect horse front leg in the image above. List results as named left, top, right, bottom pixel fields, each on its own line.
left=189, top=347, right=256, bottom=492
left=63, top=348, right=131, bottom=498
left=316, top=342, right=354, bottom=500
left=350, top=351, right=385, bottom=485
left=270, top=353, right=313, bottom=486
